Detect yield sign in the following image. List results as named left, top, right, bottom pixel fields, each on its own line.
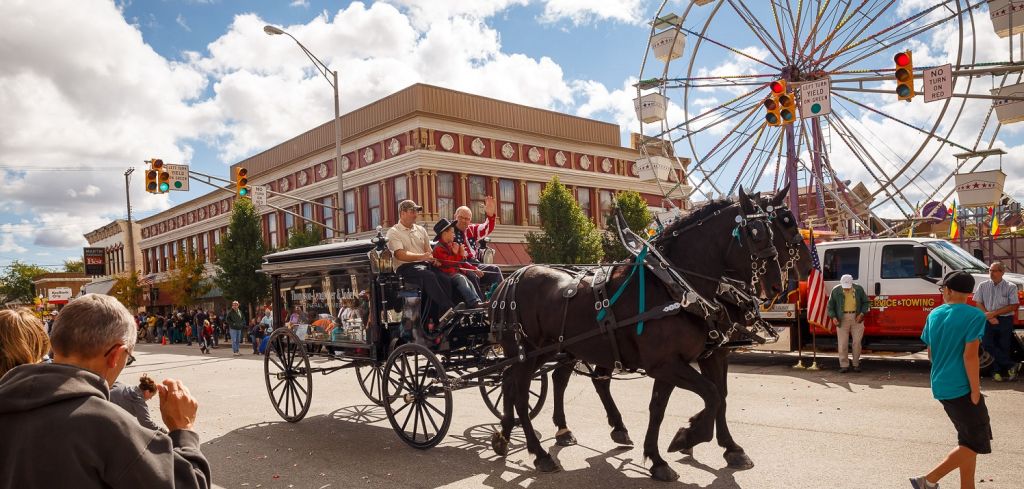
left=799, top=78, right=831, bottom=119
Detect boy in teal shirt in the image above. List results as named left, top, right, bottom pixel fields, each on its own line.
left=911, top=271, right=991, bottom=489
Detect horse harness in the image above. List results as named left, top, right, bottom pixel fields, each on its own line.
left=490, top=203, right=781, bottom=371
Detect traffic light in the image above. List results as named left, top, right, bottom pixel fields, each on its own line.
left=235, top=167, right=249, bottom=197
left=764, top=80, right=786, bottom=126
left=894, top=50, right=915, bottom=101
left=145, top=160, right=158, bottom=193
left=779, top=89, right=796, bottom=125
left=154, top=159, right=170, bottom=193
left=764, top=96, right=781, bottom=126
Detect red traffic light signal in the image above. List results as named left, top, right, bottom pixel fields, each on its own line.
left=894, top=51, right=915, bottom=101
left=770, top=80, right=785, bottom=94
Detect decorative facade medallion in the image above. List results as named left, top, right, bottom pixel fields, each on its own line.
left=362, top=147, right=375, bottom=164
left=440, top=133, right=455, bottom=151
left=159, top=223, right=165, bottom=233
left=198, top=208, right=206, bottom=220
left=209, top=204, right=217, bottom=216
left=580, top=155, right=591, bottom=170
left=317, top=163, right=329, bottom=179
left=221, top=201, right=229, bottom=212
left=471, top=137, right=486, bottom=156
left=528, top=146, right=542, bottom=163
left=601, top=158, right=613, bottom=172
left=501, top=142, right=515, bottom=159
left=554, top=151, right=567, bottom=167
left=177, top=216, right=184, bottom=227
left=187, top=213, right=194, bottom=224
left=341, top=156, right=351, bottom=172
left=279, top=178, right=290, bottom=192
left=630, top=162, right=639, bottom=176
left=297, top=170, right=308, bottom=186
left=141, top=229, right=148, bottom=239
left=388, top=138, right=401, bottom=156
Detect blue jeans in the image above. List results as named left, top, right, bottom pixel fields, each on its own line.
left=983, top=315, right=1015, bottom=373
left=451, top=273, right=480, bottom=305
left=229, top=328, right=243, bottom=353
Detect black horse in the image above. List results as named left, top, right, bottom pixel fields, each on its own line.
left=489, top=189, right=786, bottom=481
left=546, top=189, right=814, bottom=465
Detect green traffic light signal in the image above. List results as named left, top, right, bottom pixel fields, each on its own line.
left=766, top=113, right=779, bottom=124
left=159, top=182, right=170, bottom=192
left=239, top=187, right=248, bottom=197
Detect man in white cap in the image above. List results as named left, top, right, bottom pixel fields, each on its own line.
left=826, top=273, right=870, bottom=372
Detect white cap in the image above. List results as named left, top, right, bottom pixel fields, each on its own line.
left=840, top=274, right=854, bottom=289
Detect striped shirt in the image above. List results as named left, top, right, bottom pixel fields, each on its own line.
left=975, top=279, right=1018, bottom=317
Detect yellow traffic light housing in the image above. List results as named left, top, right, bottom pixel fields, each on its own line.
left=145, top=160, right=158, bottom=193
left=779, top=90, right=796, bottom=125
left=894, top=51, right=915, bottom=101
left=764, top=97, right=781, bottom=126
left=153, top=159, right=170, bottom=193
left=235, top=167, right=249, bottom=197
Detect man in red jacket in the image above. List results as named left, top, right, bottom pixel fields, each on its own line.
left=453, top=195, right=502, bottom=296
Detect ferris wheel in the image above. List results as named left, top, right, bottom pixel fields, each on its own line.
left=636, top=0, right=1024, bottom=236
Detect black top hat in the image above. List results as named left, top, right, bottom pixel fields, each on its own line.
left=433, top=218, right=457, bottom=241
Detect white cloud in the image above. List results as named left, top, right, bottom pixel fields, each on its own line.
left=290, top=0, right=309, bottom=7
left=176, top=13, right=191, bottom=31
left=539, top=0, right=644, bottom=25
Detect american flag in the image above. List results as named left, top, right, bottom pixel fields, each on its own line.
left=805, top=228, right=829, bottom=329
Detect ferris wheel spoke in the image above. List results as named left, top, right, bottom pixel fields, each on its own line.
left=727, top=123, right=769, bottom=197
left=830, top=92, right=972, bottom=153
left=805, top=0, right=866, bottom=61
left=725, top=0, right=788, bottom=65
left=812, top=0, right=893, bottom=66
left=817, top=0, right=966, bottom=69
left=679, top=26, right=782, bottom=71
left=672, top=102, right=758, bottom=143
left=694, top=115, right=765, bottom=195
left=746, top=132, right=781, bottom=191
left=795, top=0, right=835, bottom=62
left=769, top=0, right=792, bottom=64
left=824, top=112, right=916, bottom=217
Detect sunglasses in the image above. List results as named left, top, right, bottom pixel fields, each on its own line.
left=103, top=344, right=136, bottom=366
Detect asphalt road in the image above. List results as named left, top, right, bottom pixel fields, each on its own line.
left=119, top=342, right=1023, bottom=489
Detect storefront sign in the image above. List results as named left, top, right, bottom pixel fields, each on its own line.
left=83, top=247, right=106, bottom=275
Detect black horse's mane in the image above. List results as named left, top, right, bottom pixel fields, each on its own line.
left=658, top=198, right=735, bottom=241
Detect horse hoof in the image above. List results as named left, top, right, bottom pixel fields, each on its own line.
left=724, top=450, right=754, bottom=469
left=490, top=432, right=509, bottom=457
left=667, top=429, right=691, bottom=453
left=610, top=428, right=633, bottom=446
left=679, top=447, right=693, bottom=456
left=555, top=431, right=577, bottom=446
left=650, top=463, right=679, bottom=482
left=534, top=455, right=561, bottom=473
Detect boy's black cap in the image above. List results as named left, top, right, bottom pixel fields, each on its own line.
left=939, top=270, right=975, bottom=294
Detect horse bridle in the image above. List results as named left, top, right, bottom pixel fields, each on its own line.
left=655, top=202, right=779, bottom=295
left=764, top=204, right=804, bottom=277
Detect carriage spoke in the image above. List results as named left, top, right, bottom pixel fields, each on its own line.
left=422, top=402, right=441, bottom=434
left=293, top=377, right=309, bottom=398
left=268, top=356, right=287, bottom=373
left=411, top=402, right=421, bottom=442
left=423, top=397, right=447, bottom=419
left=400, top=398, right=416, bottom=433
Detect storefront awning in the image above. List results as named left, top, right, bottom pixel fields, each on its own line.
left=83, top=277, right=116, bottom=296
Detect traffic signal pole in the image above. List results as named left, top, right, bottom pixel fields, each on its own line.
left=124, top=168, right=137, bottom=275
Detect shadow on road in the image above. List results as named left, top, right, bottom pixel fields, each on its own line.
left=202, top=407, right=746, bottom=488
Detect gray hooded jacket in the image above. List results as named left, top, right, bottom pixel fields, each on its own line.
left=0, top=363, right=211, bottom=488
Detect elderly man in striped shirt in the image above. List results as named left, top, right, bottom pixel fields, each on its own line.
left=452, top=196, right=502, bottom=296
left=975, top=261, right=1021, bottom=382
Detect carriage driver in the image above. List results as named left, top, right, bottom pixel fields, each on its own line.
left=387, top=200, right=455, bottom=319
left=453, top=196, right=502, bottom=295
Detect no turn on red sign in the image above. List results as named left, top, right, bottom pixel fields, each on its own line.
left=923, top=64, right=952, bottom=103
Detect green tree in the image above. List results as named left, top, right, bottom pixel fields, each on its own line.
left=525, top=176, right=603, bottom=264
left=63, top=259, right=84, bottom=273
left=601, top=191, right=654, bottom=262
left=286, top=223, right=325, bottom=250
left=110, top=271, right=144, bottom=311
left=215, top=198, right=270, bottom=317
left=166, top=251, right=211, bottom=308
left=0, top=261, right=49, bottom=305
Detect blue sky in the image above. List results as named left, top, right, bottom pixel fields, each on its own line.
left=2, top=0, right=1022, bottom=270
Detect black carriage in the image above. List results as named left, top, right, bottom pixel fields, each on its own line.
left=259, top=231, right=547, bottom=449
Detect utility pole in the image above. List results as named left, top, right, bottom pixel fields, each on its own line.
left=124, top=168, right=137, bottom=275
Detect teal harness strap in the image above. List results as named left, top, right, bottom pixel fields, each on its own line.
left=595, top=247, right=650, bottom=336
left=637, top=251, right=647, bottom=336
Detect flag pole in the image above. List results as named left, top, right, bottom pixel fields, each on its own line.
left=794, top=292, right=806, bottom=369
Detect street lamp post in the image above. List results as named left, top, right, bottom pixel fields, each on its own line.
left=264, top=25, right=346, bottom=240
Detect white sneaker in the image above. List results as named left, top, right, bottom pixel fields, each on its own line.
left=909, top=476, right=938, bottom=489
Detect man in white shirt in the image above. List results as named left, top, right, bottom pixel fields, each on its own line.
left=974, top=261, right=1020, bottom=381
left=386, top=200, right=454, bottom=315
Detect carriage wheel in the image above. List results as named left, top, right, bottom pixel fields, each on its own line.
left=382, top=343, right=453, bottom=449
left=479, top=370, right=548, bottom=421
left=356, top=363, right=385, bottom=406
left=263, top=329, right=313, bottom=423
